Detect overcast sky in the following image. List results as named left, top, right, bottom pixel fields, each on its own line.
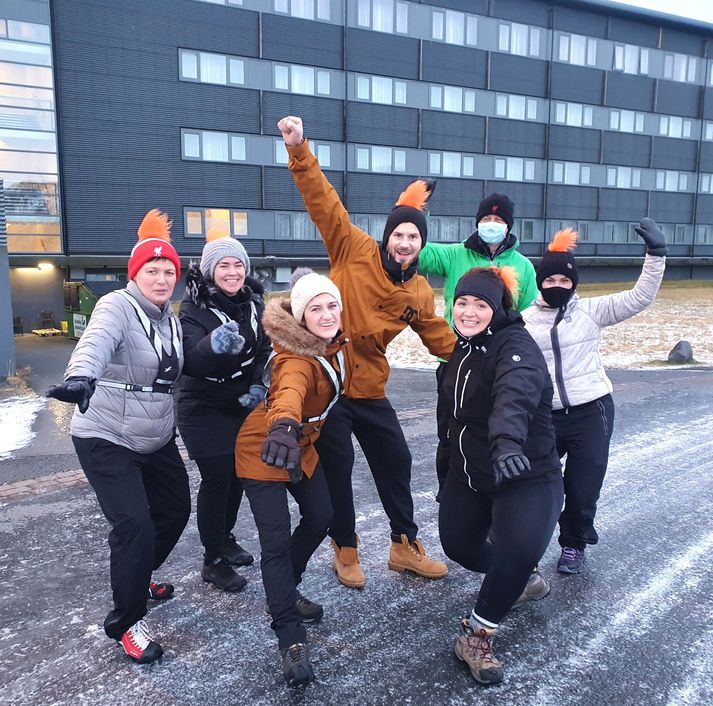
left=607, top=0, right=713, bottom=25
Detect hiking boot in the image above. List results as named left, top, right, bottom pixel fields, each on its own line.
left=454, top=618, right=503, bottom=685
left=148, top=580, right=174, bottom=601
left=281, top=642, right=315, bottom=687
left=331, top=538, right=365, bottom=589
left=557, top=546, right=585, bottom=574
left=295, top=591, right=323, bottom=624
left=220, top=535, right=254, bottom=567
left=512, top=567, right=550, bottom=609
left=388, top=534, right=448, bottom=579
left=119, top=619, right=163, bottom=664
left=202, top=558, right=247, bottom=592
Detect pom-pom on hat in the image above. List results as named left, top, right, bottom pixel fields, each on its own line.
left=475, top=193, right=514, bottom=231
left=199, top=227, right=250, bottom=281
left=128, top=209, right=181, bottom=281
left=536, top=228, right=579, bottom=289
left=454, top=266, right=519, bottom=313
left=381, top=179, right=436, bottom=249
left=290, top=267, right=342, bottom=324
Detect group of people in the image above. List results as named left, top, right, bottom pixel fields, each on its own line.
left=47, top=115, right=667, bottom=688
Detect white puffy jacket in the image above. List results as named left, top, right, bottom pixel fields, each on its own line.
left=66, top=280, right=183, bottom=454
left=522, top=254, right=665, bottom=410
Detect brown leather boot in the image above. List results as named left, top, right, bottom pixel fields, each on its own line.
left=331, top=538, right=365, bottom=589
left=388, top=534, right=448, bottom=578
left=454, top=618, right=503, bottom=685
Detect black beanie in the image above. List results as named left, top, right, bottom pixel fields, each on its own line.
left=454, top=269, right=504, bottom=313
left=476, top=193, right=514, bottom=231
left=536, top=228, right=580, bottom=289
left=381, top=179, right=436, bottom=249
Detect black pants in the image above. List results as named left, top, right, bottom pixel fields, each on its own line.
left=72, top=435, right=191, bottom=640
left=243, top=466, right=332, bottom=650
left=439, top=471, right=563, bottom=624
left=195, top=453, right=244, bottom=563
left=435, top=362, right=450, bottom=495
left=553, top=394, right=615, bottom=550
left=315, top=396, right=418, bottom=547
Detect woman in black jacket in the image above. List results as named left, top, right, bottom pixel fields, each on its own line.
left=178, top=232, right=271, bottom=591
left=438, top=267, right=564, bottom=686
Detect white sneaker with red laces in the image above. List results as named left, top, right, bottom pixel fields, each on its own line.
left=119, top=619, right=164, bottom=664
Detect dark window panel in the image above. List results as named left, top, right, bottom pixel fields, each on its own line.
left=490, top=53, right=548, bottom=98
left=553, top=5, right=608, bottom=39
left=550, top=63, right=605, bottom=104
left=649, top=192, right=694, bottom=223
left=656, top=81, right=702, bottom=119
left=265, top=166, right=343, bottom=211
left=427, top=0, right=487, bottom=11
left=430, top=178, right=486, bottom=217
left=491, top=0, right=550, bottom=27
left=549, top=125, right=601, bottom=163
left=483, top=182, right=544, bottom=219
left=262, top=93, right=344, bottom=142
left=599, top=188, right=648, bottom=221
left=605, top=73, right=655, bottom=112
left=602, top=132, right=651, bottom=168
left=700, top=143, right=713, bottom=172
left=695, top=195, right=713, bottom=223
left=661, top=27, right=705, bottom=56
left=546, top=185, right=598, bottom=220
left=704, top=89, right=713, bottom=120
left=488, top=118, right=546, bottom=159
left=422, top=42, right=487, bottom=89
left=346, top=103, right=419, bottom=148
left=262, top=14, right=342, bottom=69
left=608, top=17, right=659, bottom=48
left=345, top=172, right=424, bottom=214
left=421, top=111, right=486, bottom=153
left=652, top=137, right=698, bottom=171
left=347, top=28, right=418, bottom=80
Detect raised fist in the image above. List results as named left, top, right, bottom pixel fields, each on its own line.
left=277, top=116, right=304, bottom=147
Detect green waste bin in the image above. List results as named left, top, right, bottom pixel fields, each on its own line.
left=64, top=282, right=98, bottom=340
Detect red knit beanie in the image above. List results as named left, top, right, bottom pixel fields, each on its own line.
left=127, top=209, right=181, bottom=281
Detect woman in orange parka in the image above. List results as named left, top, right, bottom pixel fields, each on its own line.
left=235, top=269, right=347, bottom=688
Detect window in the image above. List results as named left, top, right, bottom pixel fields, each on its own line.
left=7, top=20, right=51, bottom=44
left=496, top=94, right=538, bottom=121
left=428, top=151, right=468, bottom=178
left=357, top=0, right=407, bottom=33
left=432, top=9, right=477, bottom=46
left=494, top=157, right=536, bottom=181
left=429, top=84, right=476, bottom=113
left=179, top=50, right=244, bottom=85
left=613, top=43, right=649, bottom=75
left=316, top=143, right=331, bottom=167
left=606, top=166, right=641, bottom=189
left=552, top=162, right=591, bottom=185
left=498, top=22, right=540, bottom=57
left=354, top=145, right=405, bottom=173
left=275, top=139, right=288, bottom=164
left=664, top=53, right=697, bottom=83
left=355, top=75, right=406, bottom=105
left=181, top=129, right=247, bottom=163
left=183, top=132, right=200, bottom=159
left=558, top=33, right=596, bottom=66
left=609, top=109, right=644, bottom=133
left=696, top=225, right=713, bottom=243
left=273, top=64, right=330, bottom=96
left=184, top=207, right=249, bottom=239
left=554, top=101, right=594, bottom=127
left=273, top=0, right=330, bottom=20
left=705, top=122, right=713, bottom=141
left=655, top=170, right=688, bottom=192
left=658, top=116, right=692, bottom=139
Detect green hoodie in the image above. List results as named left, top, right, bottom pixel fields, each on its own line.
left=418, top=234, right=538, bottom=324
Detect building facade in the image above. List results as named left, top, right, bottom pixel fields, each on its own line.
left=3, top=0, right=713, bottom=324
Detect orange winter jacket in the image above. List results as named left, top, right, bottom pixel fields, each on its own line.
left=235, top=298, right=347, bottom=483
left=287, top=140, right=456, bottom=399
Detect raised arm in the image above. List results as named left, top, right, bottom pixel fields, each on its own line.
left=417, top=241, right=456, bottom=277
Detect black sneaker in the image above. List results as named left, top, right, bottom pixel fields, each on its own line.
left=295, top=591, right=324, bottom=624
left=557, top=546, right=585, bottom=574
left=202, top=558, right=247, bottom=592
left=281, top=642, right=315, bottom=687
left=220, top=535, right=254, bottom=567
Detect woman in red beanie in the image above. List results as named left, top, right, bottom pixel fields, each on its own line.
left=47, top=209, right=190, bottom=664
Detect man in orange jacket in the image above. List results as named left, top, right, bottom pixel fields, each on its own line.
left=278, top=115, right=456, bottom=589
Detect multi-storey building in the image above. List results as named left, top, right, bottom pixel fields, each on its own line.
left=3, top=0, right=713, bottom=325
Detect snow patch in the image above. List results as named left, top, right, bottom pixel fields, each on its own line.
left=0, top=395, right=45, bottom=460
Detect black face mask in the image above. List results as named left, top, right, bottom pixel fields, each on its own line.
left=541, top=286, right=575, bottom=310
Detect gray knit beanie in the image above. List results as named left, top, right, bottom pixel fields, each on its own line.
left=199, top=236, right=250, bottom=280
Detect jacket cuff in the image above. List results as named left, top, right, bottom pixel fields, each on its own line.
left=287, top=139, right=311, bottom=161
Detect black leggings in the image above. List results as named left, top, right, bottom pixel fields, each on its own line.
left=195, top=453, right=244, bottom=563
left=439, top=471, right=563, bottom=624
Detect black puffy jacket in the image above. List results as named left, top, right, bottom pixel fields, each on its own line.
left=439, top=308, right=560, bottom=493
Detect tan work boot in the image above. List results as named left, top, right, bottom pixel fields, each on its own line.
left=454, top=618, right=503, bottom=685
left=388, top=534, right=448, bottom=579
left=331, top=538, right=365, bottom=589
left=512, top=566, right=550, bottom=609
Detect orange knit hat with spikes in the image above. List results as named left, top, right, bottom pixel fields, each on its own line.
left=381, top=178, right=436, bottom=249
left=536, top=227, right=579, bottom=290
left=128, top=209, right=181, bottom=280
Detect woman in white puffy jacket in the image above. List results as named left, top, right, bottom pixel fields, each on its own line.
left=522, top=218, right=666, bottom=574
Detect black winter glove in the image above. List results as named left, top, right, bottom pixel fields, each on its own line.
left=46, top=376, right=96, bottom=414
left=261, top=418, right=303, bottom=483
left=634, top=217, right=667, bottom=257
left=210, top=321, right=245, bottom=355
left=492, top=453, right=531, bottom=487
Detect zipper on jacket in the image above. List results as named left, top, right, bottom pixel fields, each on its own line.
left=550, top=307, right=571, bottom=409
left=453, top=343, right=472, bottom=419
left=459, top=369, right=471, bottom=408
left=458, top=425, right=478, bottom=493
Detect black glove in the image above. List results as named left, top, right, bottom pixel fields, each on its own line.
left=261, top=419, right=302, bottom=483
left=46, top=376, right=96, bottom=414
left=492, top=453, right=531, bottom=487
left=210, top=321, right=245, bottom=355
left=634, top=217, right=667, bottom=257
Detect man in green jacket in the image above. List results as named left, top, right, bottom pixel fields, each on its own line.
left=418, top=193, right=537, bottom=494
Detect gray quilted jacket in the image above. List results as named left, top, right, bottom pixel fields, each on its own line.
left=66, top=280, right=183, bottom=453
left=522, top=254, right=665, bottom=410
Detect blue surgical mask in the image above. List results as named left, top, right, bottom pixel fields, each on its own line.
left=478, top=221, right=507, bottom=245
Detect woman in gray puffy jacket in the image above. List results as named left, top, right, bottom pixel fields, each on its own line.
left=47, top=210, right=190, bottom=664
left=522, top=219, right=666, bottom=575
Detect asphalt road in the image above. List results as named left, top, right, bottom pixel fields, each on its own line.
left=1, top=339, right=712, bottom=705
